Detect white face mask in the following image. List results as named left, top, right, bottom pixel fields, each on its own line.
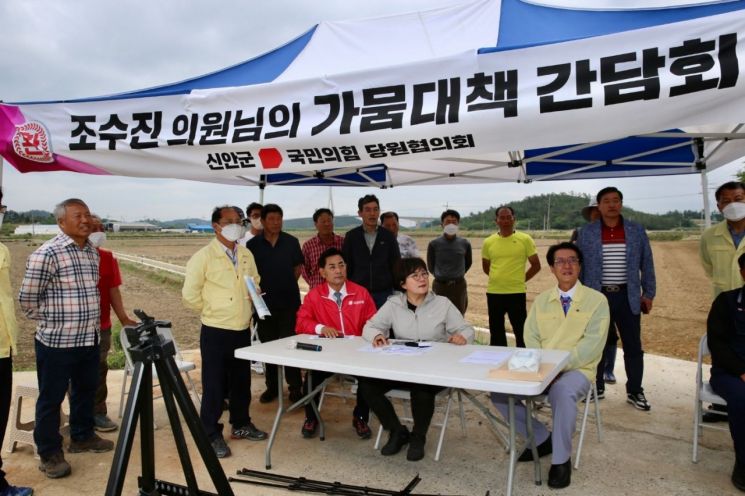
left=722, top=202, right=745, bottom=222
left=250, top=217, right=263, bottom=230
left=443, top=224, right=459, bottom=236
left=220, top=223, right=245, bottom=242
left=88, top=232, right=107, bottom=247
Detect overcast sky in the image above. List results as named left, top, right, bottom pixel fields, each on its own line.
left=0, top=0, right=740, bottom=221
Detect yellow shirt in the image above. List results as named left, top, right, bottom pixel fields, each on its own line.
left=699, top=220, right=745, bottom=297
left=0, top=243, right=19, bottom=358
left=182, top=239, right=260, bottom=331
left=524, top=282, right=609, bottom=382
left=482, top=231, right=537, bottom=294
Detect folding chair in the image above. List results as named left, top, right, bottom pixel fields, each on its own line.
left=371, top=387, right=467, bottom=461
left=692, top=334, right=728, bottom=463
left=530, top=381, right=603, bottom=469
left=117, top=325, right=201, bottom=421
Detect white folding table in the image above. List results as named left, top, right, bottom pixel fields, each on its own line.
left=235, top=335, right=569, bottom=496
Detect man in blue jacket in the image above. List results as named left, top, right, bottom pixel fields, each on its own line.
left=576, top=187, right=656, bottom=411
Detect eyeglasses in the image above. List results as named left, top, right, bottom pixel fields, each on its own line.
left=407, top=270, right=429, bottom=280
left=554, top=257, right=579, bottom=267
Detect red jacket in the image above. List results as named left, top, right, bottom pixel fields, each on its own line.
left=296, top=281, right=377, bottom=336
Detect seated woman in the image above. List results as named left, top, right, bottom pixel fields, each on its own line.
left=359, top=257, right=474, bottom=461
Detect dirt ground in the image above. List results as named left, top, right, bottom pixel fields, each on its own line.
left=7, top=233, right=710, bottom=370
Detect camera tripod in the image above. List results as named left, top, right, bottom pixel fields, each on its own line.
left=105, top=310, right=233, bottom=496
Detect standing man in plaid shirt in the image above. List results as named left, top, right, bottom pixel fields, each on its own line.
left=19, top=199, right=113, bottom=480
left=301, top=208, right=344, bottom=290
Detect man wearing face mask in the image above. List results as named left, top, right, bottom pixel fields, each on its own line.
left=427, top=209, right=472, bottom=315
left=88, top=215, right=136, bottom=433
left=238, top=202, right=263, bottom=247
left=183, top=205, right=267, bottom=459
left=699, top=181, right=745, bottom=423
left=701, top=182, right=745, bottom=297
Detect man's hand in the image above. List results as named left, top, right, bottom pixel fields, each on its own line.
left=740, top=372, right=745, bottom=382
left=372, top=334, right=388, bottom=347
left=640, top=297, right=653, bottom=314
left=121, top=317, right=138, bottom=327
left=448, top=334, right=467, bottom=346
left=320, top=326, right=341, bottom=338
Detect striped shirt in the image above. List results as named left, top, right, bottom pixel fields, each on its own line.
left=19, top=233, right=100, bottom=348
left=601, top=222, right=627, bottom=285
left=301, top=234, right=344, bottom=289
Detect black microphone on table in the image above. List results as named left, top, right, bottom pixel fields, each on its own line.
left=287, top=339, right=322, bottom=352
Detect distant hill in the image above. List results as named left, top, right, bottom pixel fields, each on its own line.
left=453, top=193, right=704, bottom=231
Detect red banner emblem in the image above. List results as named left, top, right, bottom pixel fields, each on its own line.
left=12, top=121, right=54, bottom=163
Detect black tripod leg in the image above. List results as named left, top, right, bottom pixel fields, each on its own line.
left=162, top=355, right=234, bottom=496
left=140, top=364, right=156, bottom=494
left=105, top=361, right=148, bottom=496
left=154, top=360, right=200, bottom=495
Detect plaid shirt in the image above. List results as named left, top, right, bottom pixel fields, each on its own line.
left=19, top=233, right=100, bottom=348
left=301, top=234, right=344, bottom=289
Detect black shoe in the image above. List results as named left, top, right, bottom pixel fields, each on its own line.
left=210, top=437, right=231, bottom=458
left=548, top=460, right=572, bottom=489
left=583, top=387, right=604, bottom=403
left=732, top=462, right=745, bottom=492
left=518, top=434, right=552, bottom=462
left=381, top=427, right=410, bottom=456
left=231, top=422, right=268, bottom=441
left=353, top=417, right=372, bottom=439
left=627, top=392, right=651, bottom=411
left=259, top=390, right=277, bottom=404
left=301, top=418, right=319, bottom=438
left=603, top=372, right=617, bottom=384
left=406, top=433, right=426, bottom=461
left=288, top=388, right=303, bottom=404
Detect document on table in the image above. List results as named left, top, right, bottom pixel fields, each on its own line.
left=459, top=350, right=512, bottom=366
left=357, top=343, right=434, bottom=356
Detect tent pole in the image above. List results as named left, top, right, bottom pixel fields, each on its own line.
left=701, top=169, right=711, bottom=230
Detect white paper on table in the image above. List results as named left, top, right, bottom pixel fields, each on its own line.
left=459, top=350, right=513, bottom=366
left=382, top=344, right=433, bottom=356
left=243, top=275, right=271, bottom=320
left=309, top=335, right=354, bottom=340
left=357, top=343, right=383, bottom=353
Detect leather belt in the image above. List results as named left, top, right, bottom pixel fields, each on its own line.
left=435, top=277, right=464, bottom=286
left=601, top=284, right=626, bottom=293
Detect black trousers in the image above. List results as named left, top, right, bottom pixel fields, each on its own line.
left=255, top=308, right=302, bottom=392
left=302, top=370, right=369, bottom=422
left=0, top=356, right=11, bottom=491
left=199, top=324, right=253, bottom=441
left=357, top=377, right=442, bottom=437
left=596, top=288, right=644, bottom=394
left=487, top=293, right=527, bottom=347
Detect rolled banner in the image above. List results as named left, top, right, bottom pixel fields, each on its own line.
left=244, top=275, right=271, bottom=320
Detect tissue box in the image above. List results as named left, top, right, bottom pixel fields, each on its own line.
left=508, top=349, right=541, bottom=373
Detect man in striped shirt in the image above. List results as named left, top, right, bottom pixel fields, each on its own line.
left=19, top=199, right=113, bottom=479
left=301, top=208, right=344, bottom=289
left=576, top=187, right=656, bottom=411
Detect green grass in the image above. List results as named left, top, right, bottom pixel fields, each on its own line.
left=108, top=323, right=126, bottom=370
left=118, top=261, right=185, bottom=291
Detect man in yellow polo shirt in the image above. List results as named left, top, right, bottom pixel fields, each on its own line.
left=183, top=205, right=267, bottom=459
left=490, top=242, right=609, bottom=489
left=482, top=206, right=541, bottom=347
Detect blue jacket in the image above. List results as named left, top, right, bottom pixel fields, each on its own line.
left=576, top=217, right=656, bottom=315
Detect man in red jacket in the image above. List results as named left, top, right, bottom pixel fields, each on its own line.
left=296, top=247, right=377, bottom=439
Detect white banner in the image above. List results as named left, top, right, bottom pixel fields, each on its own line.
left=1, top=10, right=744, bottom=184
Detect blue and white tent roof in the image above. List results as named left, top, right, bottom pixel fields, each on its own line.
left=2, top=0, right=744, bottom=188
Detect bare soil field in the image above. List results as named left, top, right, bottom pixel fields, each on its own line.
left=7, top=234, right=710, bottom=369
